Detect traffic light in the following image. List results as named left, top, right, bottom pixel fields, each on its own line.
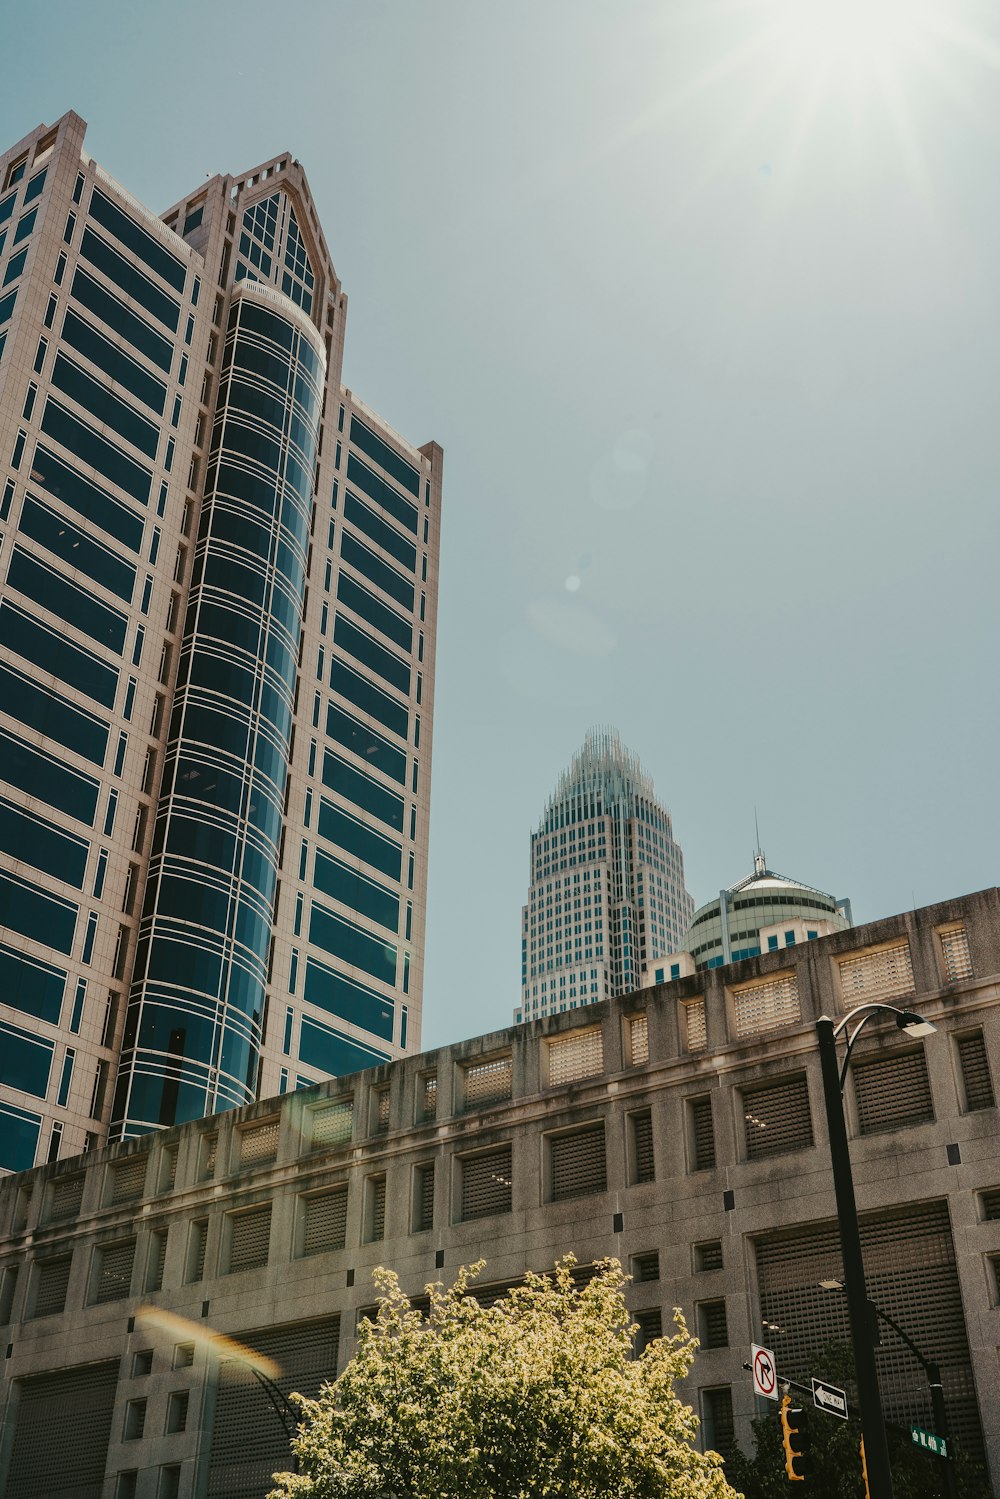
left=779, top=1393, right=807, bottom=1482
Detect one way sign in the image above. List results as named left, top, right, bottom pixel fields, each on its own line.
left=812, top=1377, right=849, bottom=1420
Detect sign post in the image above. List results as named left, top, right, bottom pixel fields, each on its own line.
left=751, top=1344, right=778, bottom=1401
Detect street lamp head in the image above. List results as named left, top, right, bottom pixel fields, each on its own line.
left=896, top=1010, right=936, bottom=1038
left=819, top=1279, right=845, bottom=1291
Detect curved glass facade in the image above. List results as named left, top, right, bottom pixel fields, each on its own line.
left=112, top=287, right=324, bottom=1132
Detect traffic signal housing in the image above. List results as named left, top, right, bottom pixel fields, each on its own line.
left=779, top=1394, right=807, bottom=1482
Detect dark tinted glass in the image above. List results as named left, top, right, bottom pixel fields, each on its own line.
left=0, top=603, right=119, bottom=708
left=52, top=354, right=159, bottom=457
left=329, top=660, right=408, bottom=742
left=0, top=871, right=76, bottom=955
left=0, top=942, right=64, bottom=1024
left=325, top=702, right=406, bottom=784
left=0, top=796, right=89, bottom=887
left=298, top=1014, right=390, bottom=1076
left=0, top=662, right=108, bottom=765
left=346, top=453, right=418, bottom=532
left=19, top=497, right=136, bottom=601
left=61, top=310, right=167, bottom=413
left=340, top=531, right=414, bottom=609
left=28, top=445, right=145, bottom=551
left=344, top=493, right=416, bottom=572
left=41, top=400, right=151, bottom=504
left=317, top=799, right=402, bottom=881
left=303, top=956, right=395, bottom=1041
left=79, top=228, right=180, bottom=331
left=70, top=267, right=173, bottom=371
left=313, top=850, right=399, bottom=932
left=0, top=726, right=99, bottom=824
left=6, top=550, right=128, bottom=654
left=308, top=903, right=397, bottom=985
left=349, top=415, right=420, bottom=496
left=89, top=189, right=187, bottom=290
left=321, top=750, right=404, bottom=831
left=337, top=573, right=412, bottom=651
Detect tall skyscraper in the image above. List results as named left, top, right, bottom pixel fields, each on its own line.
left=0, top=113, right=441, bottom=1168
left=517, top=729, right=694, bottom=1022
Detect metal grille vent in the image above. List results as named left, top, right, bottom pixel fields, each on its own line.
left=93, top=1238, right=135, bottom=1303
left=0, top=1265, right=19, bottom=1323
left=755, top=1199, right=984, bottom=1460
left=302, top=1188, right=348, bottom=1256
left=33, top=1256, right=71, bottom=1317
left=629, top=1013, right=649, bottom=1065
left=853, top=1050, right=933, bottom=1135
left=4, top=1358, right=118, bottom=1499
left=701, top=1388, right=735, bottom=1457
left=634, top=1307, right=662, bottom=1352
left=162, top=1144, right=178, bottom=1191
left=940, top=924, right=973, bottom=982
left=695, top=1241, right=724, bottom=1272
left=838, top=941, right=914, bottom=1010
left=148, top=1230, right=167, bottom=1292
left=683, top=998, right=707, bottom=1051
left=110, top=1153, right=148, bottom=1204
left=48, top=1173, right=84, bottom=1221
left=690, top=1097, right=716, bottom=1170
left=744, top=1076, right=813, bottom=1160
left=190, top=1220, right=208, bottom=1282
left=420, top=1073, right=437, bottom=1120
left=632, top=1111, right=655, bottom=1184
left=547, top=1028, right=604, bottom=1086
left=463, top=1055, right=512, bottom=1108
left=460, top=1146, right=513, bottom=1221
left=550, top=1123, right=607, bottom=1202
left=207, top=1317, right=340, bottom=1499
left=732, top=973, right=800, bottom=1038
left=374, top=1087, right=390, bottom=1133
left=311, top=1099, right=353, bottom=1149
left=698, top=1298, right=728, bottom=1348
left=369, top=1177, right=386, bottom=1241
left=239, top=1120, right=279, bottom=1167
left=414, top=1163, right=434, bottom=1231
left=227, top=1205, right=272, bottom=1273
left=201, top=1133, right=218, bottom=1179
left=980, top=1189, right=1000, bottom=1221
left=957, top=1032, right=994, bottom=1111
left=632, top=1251, right=659, bottom=1282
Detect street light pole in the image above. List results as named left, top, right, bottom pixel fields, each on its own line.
left=817, top=1015, right=895, bottom=1499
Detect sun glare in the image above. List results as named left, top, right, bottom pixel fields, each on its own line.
left=765, top=0, right=938, bottom=79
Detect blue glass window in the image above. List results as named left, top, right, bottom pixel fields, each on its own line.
left=0, top=1020, right=54, bottom=1097
left=0, top=1101, right=41, bottom=1172
left=0, top=943, right=64, bottom=1024
left=70, top=267, right=173, bottom=371
left=19, top=497, right=136, bottom=602
left=298, top=1015, right=390, bottom=1077
left=79, top=228, right=180, bottom=331
left=313, top=850, right=399, bottom=932
left=0, top=870, right=76, bottom=954
left=321, top=750, right=404, bottom=831
left=344, top=493, right=416, bottom=572
left=13, top=207, right=38, bottom=245
left=317, top=799, right=402, bottom=881
left=303, top=956, right=395, bottom=1041
left=0, top=661, right=109, bottom=765
left=0, top=190, right=15, bottom=226
left=0, top=796, right=89, bottom=887
left=24, top=168, right=46, bottom=204
left=40, top=400, right=151, bottom=505
left=89, top=189, right=187, bottom=290
left=61, top=310, right=167, bottom=414
left=51, top=354, right=159, bottom=458
left=333, top=618, right=410, bottom=697
left=6, top=551, right=128, bottom=655
left=329, top=660, right=408, bottom=742
left=324, top=703, right=406, bottom=785
left=0, top=288, right=16, bottom=328
left=349, top=416, right=420, bottom=496
left=337, top=573, right=412, bottom=652
left=0, top=726, right=99, bottom=824
left=2, top=248, right=28, bottom=286
left=346, top=453, right=418, bottom=532
left=340, top=532, right=414, bottom=610
left=29, top=445, right=145, bottom=551
left=308, top=902, right=397, bottom=985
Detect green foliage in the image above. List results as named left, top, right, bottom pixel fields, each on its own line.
left=726, top=1344, right=993, bottom=1499
left=268, top=1256, right=741, bottom=1499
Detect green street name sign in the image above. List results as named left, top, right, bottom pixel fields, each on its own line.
left=911, top=1426, right=948, bottom=1458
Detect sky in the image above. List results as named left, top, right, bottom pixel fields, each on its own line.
left=5, top=0, right=1000, bottom=1052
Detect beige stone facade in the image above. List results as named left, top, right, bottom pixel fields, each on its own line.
left=0, top=888, right=998, bottom=1497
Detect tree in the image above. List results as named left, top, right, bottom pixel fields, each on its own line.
left=726, top=1344, right=994, bottom=1499
left=269, top=1256, right=741, bottom=1499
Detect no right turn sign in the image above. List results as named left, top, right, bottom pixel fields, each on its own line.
left=751, top=1343, right=778, bottom=1400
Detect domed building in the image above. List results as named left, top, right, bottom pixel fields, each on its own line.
left=681, top=854, right=852, bottom=972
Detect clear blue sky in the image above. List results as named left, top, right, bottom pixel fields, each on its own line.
left=7, top=0, right=1000, bottom=1049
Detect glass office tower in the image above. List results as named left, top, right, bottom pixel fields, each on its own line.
left=0, top=112, right=441, bottom=1162
left=517, top=729, right=694, bottom=1021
